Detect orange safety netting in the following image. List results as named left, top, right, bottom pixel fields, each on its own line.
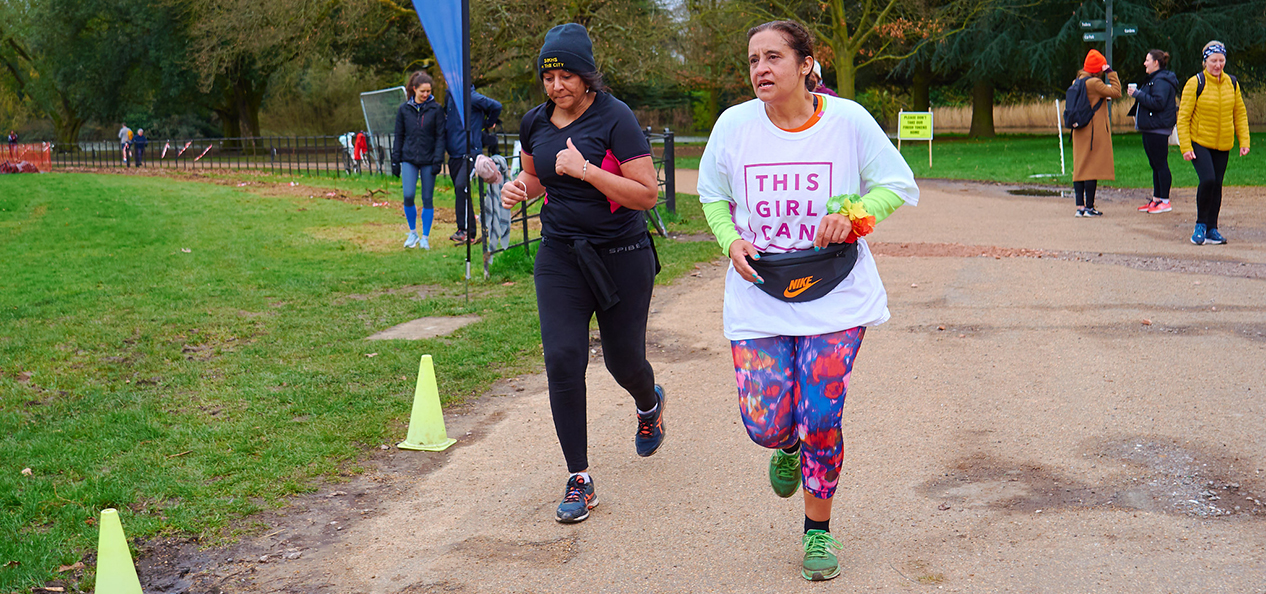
left=3, top=143, right=52, bottom=172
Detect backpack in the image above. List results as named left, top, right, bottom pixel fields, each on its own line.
left=1063, top=77, right=1105, bottom=129
left=1195, top=72, right=1237, bottom=99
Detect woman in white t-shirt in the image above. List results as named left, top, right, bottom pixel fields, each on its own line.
left=696, top=20, right=918, bottom=581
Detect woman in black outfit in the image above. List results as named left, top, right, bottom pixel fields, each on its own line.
left=500, top=23, right=665, bottom=524
left=1129, top=49, right=1179, bottom=214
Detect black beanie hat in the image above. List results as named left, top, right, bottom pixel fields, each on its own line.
left=538, top=23, right=597, bottom=76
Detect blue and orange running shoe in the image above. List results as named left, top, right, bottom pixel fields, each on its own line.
left=555, top=474, right=598, bottom=523
left=635, top=385, right=666, bottom=457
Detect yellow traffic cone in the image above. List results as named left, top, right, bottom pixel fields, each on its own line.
left=95, top=508, right=143, bottom=594
left=397, top=354, right=457, bottom=451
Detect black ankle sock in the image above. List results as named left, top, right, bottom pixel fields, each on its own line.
left=805, top=516, right=830, bottom=533
left=781, top=442, right=800, bottom=455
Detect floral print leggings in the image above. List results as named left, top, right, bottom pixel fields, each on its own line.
left=731, top=327, right=865, bottom=499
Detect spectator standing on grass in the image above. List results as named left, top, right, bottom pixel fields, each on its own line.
left=118, top=124, right=132, bottom=164
left=500, top=23, right=665, bottom=525
left=695, top=20, right=917, bottom=581
left=1071, top=49, right=1120, bottom=218
left=1128, top=49, right=1179, bottom=214
left=445, top=83, right=501, bottom=245
left=7, top=130, right=16, bottom=159
left=391, top=71, right=447, bottom=250
left=1177, top=41, right=1251, bottom=245
left=132, top=129, right=148, bottom=168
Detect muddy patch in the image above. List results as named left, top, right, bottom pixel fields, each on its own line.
left=924, top=439, right=1265, bottom=519
left=447, top=534, right=579, bottom=566
left=1057, top=251, right=1266, bottom=280
left=366, top=315, right=481, bottom=341
left=1007, top=188, right=1062, bottom=197
left=871, top=241, right=1052, bottom=259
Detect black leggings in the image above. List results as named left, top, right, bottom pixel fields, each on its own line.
left=536, top=236, right=658, bottom=473
left=448, top=157, right=477, bottom=235
left=1141, top=133, right=1171, bottom=200
left=1073, top=180, right=1097, bottom=208
left=1190, top=143, right=1230, bottom=229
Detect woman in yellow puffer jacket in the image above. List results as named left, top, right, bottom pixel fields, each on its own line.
left=1177, top=40, right=1251, bottom=245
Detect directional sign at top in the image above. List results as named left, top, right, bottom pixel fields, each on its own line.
left=1080, top=20, right=1106, bottom=29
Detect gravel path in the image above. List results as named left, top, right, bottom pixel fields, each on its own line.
left=159, top=179, right=1266, bottom=593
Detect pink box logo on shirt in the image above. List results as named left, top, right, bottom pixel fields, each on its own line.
left=742, top=162, right=833, bottom=250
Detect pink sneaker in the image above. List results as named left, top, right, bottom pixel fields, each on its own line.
left=1147, top=201, right=1172, bottom=214
left=1138, top=200, right=1157, bottom=211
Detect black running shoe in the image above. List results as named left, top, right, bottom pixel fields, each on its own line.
left=555, top=474, right=598, bottom=523
left=635, top=385, right=666, bottom=457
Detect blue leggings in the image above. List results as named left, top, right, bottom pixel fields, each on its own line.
left=401, top=162, right=435, bottom=234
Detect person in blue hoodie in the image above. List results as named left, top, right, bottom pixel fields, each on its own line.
left=1128, top=49, right=1180, bottom=214
left=445, top=85, right=502, bottom=244
left=392, top=71, right=447, bottom=249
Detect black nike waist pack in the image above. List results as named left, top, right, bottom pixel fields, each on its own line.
left=746, top=242, right=859, bottom=303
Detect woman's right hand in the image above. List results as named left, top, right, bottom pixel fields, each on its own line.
left=1183, top=151, right=1196, bottom=161
left=501, top=178, right=529, bottom=209
left=728, top=240, right=764, bottom=284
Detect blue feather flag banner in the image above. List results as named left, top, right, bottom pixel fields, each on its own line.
left=414, top=0, right=466, bottom=127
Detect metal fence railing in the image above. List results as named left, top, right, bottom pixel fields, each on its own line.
left=49, top=135, right=402, bottom=177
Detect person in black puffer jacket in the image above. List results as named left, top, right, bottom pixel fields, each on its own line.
left=1128, top=49, right=1180, bottom=214
left=391, top=71, right=447, bottom=249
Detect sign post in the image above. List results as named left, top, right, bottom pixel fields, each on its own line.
left=1079, top=0, right=1137, bottom=67
left=897, top=111, right=934, bottom=168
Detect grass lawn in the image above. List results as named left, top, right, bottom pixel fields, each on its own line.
left=896, top=133, right=1264, bottom=188
left=0, top=171, right=716, bottom=590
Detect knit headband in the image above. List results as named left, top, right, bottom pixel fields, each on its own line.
left=1203, top=44, right=1226, bottom=60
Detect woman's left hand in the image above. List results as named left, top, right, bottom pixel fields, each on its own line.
left=1241, top=146, right=1251, bottom=157
left=813, top=213, right=851, bottom=248
left=555, top=137, right=587, bottom=179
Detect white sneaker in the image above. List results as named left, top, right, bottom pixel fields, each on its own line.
left=418, top=235, right=430, bottom=250
left=404, top=231, right=420, bottom=248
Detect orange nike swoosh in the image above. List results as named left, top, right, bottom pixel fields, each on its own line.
left=783, top=278, right=821, bottom=298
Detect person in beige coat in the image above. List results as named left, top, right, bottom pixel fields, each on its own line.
left=1071, top=49, right=1121, bottom=217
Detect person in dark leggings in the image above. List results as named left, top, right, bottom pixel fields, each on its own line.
left=500, top=23, right=665, bottom=524
left=1177, top=40, right=1251, bottom=245
left=1128, top=49, right=1179, bottom=214
left=444, top=85, right=501, bottom=245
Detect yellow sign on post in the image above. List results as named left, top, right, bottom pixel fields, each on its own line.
left=897, top=111, right=934, bottom=168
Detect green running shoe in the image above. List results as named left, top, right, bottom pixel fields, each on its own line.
left=768, top=448, right=801, bottom=497
left=801, top=529, right=842, bottom=581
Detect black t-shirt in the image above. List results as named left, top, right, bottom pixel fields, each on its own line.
left=520, top=92, right=651, bottom=241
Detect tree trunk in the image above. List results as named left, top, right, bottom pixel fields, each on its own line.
left=835, top=56, right=857, bottom=100
left=50, top=91, right=84, bottom=150
left=911, top=62, right=932, bottom=112
left=969, top=80, right=995, bottom=138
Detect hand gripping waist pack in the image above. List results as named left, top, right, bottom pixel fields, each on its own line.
left=746, top=242, right=859, bottom=303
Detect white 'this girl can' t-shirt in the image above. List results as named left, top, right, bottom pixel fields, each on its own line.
left=696, top=96, right=919, bottom=340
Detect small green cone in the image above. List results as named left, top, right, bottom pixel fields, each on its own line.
left=95, top=508, right=143, bottom=594
left=398, top=354, right=457, bottom=451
